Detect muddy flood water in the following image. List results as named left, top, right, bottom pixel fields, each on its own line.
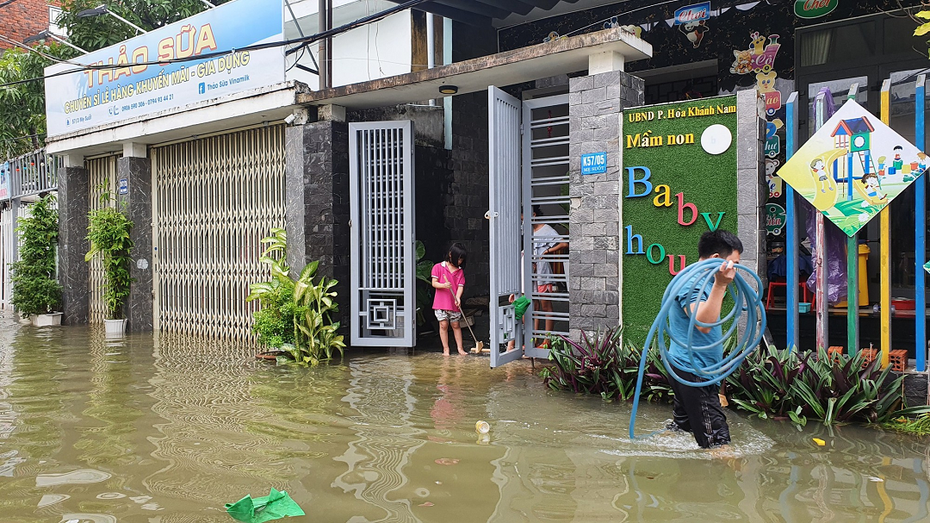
left=1, top=319, right=929, bottom=522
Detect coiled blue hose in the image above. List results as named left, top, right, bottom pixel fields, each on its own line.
left=628, top=258, right=766, bottom=440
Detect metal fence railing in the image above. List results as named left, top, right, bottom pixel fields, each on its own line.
left=1, top=148, right=59, bottom=312
left=1, top=149, right=60, bottom=201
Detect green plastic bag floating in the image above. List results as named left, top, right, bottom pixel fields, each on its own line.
left=225, top=488, right=305, bottom=523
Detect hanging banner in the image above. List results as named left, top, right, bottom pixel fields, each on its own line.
left=674, top=2, right=711, bottom=25
left=795, top=0, right=839, bottom=19
left=44, top=0, right=284, bottom=137
left=766, top=203, right=786, bottom=235
left=776, top=99, right=927, bottom=236
left=0, top=162, right=9, bottom=200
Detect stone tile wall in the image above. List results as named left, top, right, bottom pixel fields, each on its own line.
left=449, top=91, right=491, bottom=300
left=568, top=70, right=644, bottom=339
left=57, top=166, right=89, bottom=325
left=117, top=157, right=153, bottom=332
left=735, top=89, right=767, bottom=283
left=285, top=120, right=351, bottom=328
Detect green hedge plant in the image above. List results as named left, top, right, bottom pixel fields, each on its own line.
left=247, top=228, right=345, bottom=366
left=543, top=327, right=930, bottom=429
left=10, top=194, right=62, bottom=318
left=726, top=345, right=930, bottom=426
left=542, top=327, right=673, bottom=402
left=85, top=193, right=134, bottom=320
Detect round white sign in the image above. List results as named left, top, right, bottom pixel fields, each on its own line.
left=701, top=124, right=733, bottom=155
left=136, top=258, right=149, bottom=270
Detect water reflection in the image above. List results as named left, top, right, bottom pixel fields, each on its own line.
left=0, top=318, right=928, bottom=521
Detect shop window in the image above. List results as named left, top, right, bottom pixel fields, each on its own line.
left=644, top=74, right=717, bottom=105
left=884, top=15, right=920, bottom=56
left=800, top=21, right=876, bottom=67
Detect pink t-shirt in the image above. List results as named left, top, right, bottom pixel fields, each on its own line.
left=431, top=261, right=465, bottom=311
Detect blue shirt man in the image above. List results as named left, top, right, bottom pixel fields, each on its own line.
left=665, top=229, right=743, bottom=449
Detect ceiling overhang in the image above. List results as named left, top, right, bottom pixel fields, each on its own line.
left=297, top=26, right=651, bottom=109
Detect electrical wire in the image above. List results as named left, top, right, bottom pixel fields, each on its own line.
left=628, top=258, right=766, bottom=440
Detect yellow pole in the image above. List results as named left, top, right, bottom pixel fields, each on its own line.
left=880, top=80, right=891, bottom=368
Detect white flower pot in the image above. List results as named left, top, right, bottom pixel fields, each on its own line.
left=104, top=319, right=127, bottom=337
left=32, top=313, right=63, bottom=327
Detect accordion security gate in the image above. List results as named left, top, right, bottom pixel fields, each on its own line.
left=349, top=121, right=416, bottom=347
left=151, top=126, right=286, bottom=340
left=86, top=155, right=119, bottom=323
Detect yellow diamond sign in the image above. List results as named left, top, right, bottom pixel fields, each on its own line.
left=776, top=100, right=927, bottom=236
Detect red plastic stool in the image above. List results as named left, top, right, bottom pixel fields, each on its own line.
left=766, top=280, right=812, bottom=310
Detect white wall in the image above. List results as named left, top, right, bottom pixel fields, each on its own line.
left=284, top=1, right=413, bottom=89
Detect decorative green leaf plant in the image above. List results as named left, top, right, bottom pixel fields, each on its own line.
left=85, top=193, right=134, bottom=320
left=247, top=228, right=345, bottom=366
left=544, top=327, right=930, bottom=428
left=542, top=327, right=674, bottom=402
left=10, top=194, right=62, bottom=318
left=414, top=240, right=434, bottom=328
left=726, top=345, right=930, bottom=426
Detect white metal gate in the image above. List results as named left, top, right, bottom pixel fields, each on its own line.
left=523, top=95, right=571, bottom=356
left=0, top=205, right=13, bottom=310
left=487, top=91, right=571, bottom=366
left=488, top=86, right=524, bottom=367
left=151, top=126, right=286, bottom=340
left=348, top=121, right=416, bottom=347
left=86, top=154, right=119, bottom=323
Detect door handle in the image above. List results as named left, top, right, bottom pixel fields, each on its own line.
left=485, top=211, right=498, bottom=220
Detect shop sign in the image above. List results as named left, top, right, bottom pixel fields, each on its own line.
left=674, top=2, right=711, bottom=25
left=581, top=152, right=607, bottom=175
left=776, top=100, right=928, bottom=236
left=766, top=203, right=786, bottom=235
left=44, top=0, right=284, bottom=137
left=794, top=0, right=839, bottom=19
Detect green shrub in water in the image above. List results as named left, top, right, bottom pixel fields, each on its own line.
left=414, top=240, right=434, bottom=328
left=85, top=193, right=134, bottom=320
left=247, top=228, right=345, bottom=366
left=726, top=345, right=930, bottom=426
left=544, top=327, right=930, bottom=428
left=11, top=194, right=62, bottom=317
left=541, top=327, right=674, bottom=402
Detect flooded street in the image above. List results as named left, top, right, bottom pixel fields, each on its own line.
left=0, top=318, right=928, bottom=522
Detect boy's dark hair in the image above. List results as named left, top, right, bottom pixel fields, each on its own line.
left=532, top=204, right=543, bottom=216
left=698, top=229, right=743, bottom=259
left=447, top=242, right=468, bottom=268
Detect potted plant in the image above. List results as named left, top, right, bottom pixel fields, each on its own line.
left=10, top=194, right=63, bottom=326
left=247, top=228, right=345, bottom=366
left=85, top=193, right=134, bottom=336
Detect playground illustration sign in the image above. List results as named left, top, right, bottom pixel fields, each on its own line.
left=776, top=100, right=927, bottom=236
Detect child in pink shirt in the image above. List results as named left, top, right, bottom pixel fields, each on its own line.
left=431, top=243, right=468, bottom=356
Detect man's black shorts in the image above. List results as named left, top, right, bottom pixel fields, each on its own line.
left=669, top=369, right=730, bottom=448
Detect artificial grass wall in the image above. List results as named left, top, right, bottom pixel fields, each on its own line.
left=621, top=95, right=739, bottom=345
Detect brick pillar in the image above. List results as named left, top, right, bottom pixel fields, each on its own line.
left=116, top=155, right=153, bottom=332
left=735, top=89, right=766, bottom=283
left=58, top=164, right=90, bottom=325
left=285, top=120, right=350, bottom=327
left=735, top=89, right=767, bottom=338
left=568, top=70, right=644, bottom=339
